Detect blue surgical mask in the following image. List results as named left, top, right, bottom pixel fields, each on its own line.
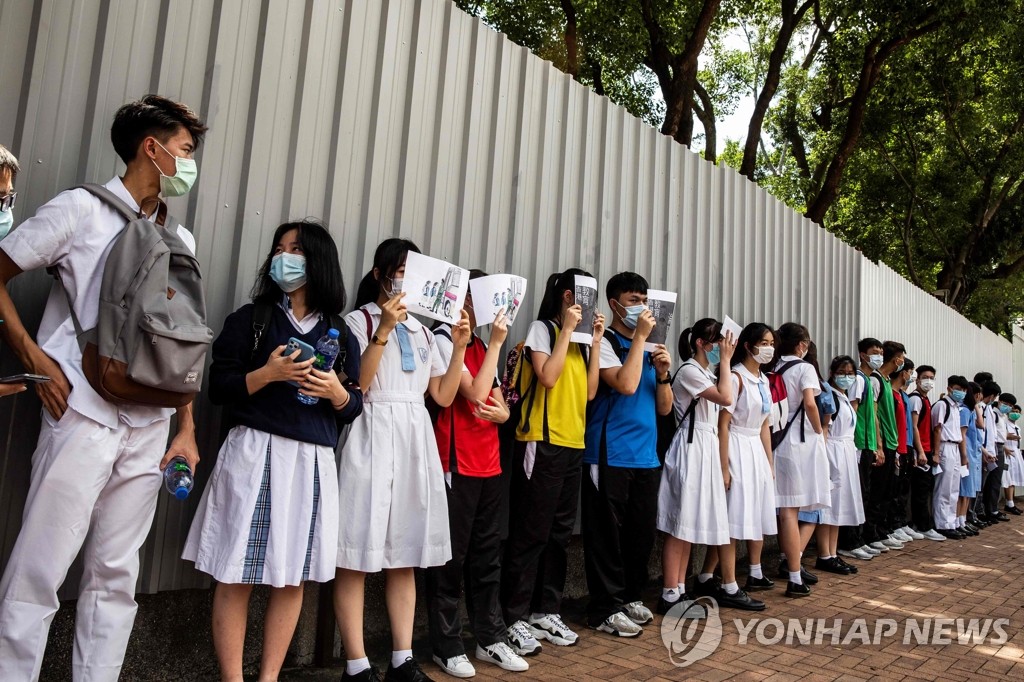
left=999, top=403, right=1011, bottom=415
left=867, top=354, right=883, bottom=370
left=835, top=375, right=855, bottom=391
left=269, top=253, right=306, bottom=292
left=616, top=301, right=646, bottom=330
left=706, top=344, right=721, bottom=366
left=0, top=208, right=12, bottom=240
left=951, top=389, right=967, bottom=403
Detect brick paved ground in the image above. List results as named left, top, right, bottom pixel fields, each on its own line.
left=286, top=519, right=1024, bottom=681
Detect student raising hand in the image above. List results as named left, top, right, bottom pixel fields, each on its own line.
left=719, top=330, right=737, bottom=365
left=592, top=311, right=606, bottom=341
left=489, top=307, right=508, bottom=347
left=562, top=303, right=583, bottom=331
left=452, top=308, right=472, bottom=348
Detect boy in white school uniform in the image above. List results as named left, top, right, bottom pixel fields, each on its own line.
left=931, top=376, right=969, bottom=539
left=0, top=95, right=208, bottom=681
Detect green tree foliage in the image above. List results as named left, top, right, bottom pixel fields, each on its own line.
left=455, top=0, right=1024, bottom=335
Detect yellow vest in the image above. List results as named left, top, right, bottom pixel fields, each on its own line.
left=515, top=324, right=588, bottom=448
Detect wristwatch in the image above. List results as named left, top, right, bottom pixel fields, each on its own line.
left=371, top=333, right=388, bottom=346
left=657, top=374, right=672, bottom=385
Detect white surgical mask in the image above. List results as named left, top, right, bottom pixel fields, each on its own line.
left=387, top=277, right=404, bottom=297
left=867, top=354, right=883, bottom=370
left=918, top=379, right=935, bottom=393
left=753, top=346, right=774, bottom=365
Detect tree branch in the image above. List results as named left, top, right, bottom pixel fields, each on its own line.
left=559, top=0, right=579, bottom=79
left=694, top=80, right=717, bottom=163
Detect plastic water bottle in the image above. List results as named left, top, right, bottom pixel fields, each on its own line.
left=298, top=328, right=341, bottom=405
left=164, top=457, right=194, bottom=500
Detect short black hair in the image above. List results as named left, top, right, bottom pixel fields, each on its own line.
left=858, top=337, right=882, bottom=353
left=110, top=94, right=208, bottom=164
left=902, top=358, right=914, bottom=372
left=606, top=272, right=648, bottom=301
left=948, top=375, right=968, bottom=390
left=917, top=365, right=936, bottom=376
left=1000, top=392, right=1017, bottom=404
left=882, top=340, right=906, bottom=363
left=974, top=372, right=993, bottom=384
left=251, top=220, right=346, bottom=316
left=982, top=381, right=1001, bottom=397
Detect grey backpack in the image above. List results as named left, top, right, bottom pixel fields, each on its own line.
left=58, top=183, right=214, bottom=407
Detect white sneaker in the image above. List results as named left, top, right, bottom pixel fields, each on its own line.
left=527, top=613, right=578, bottom=646
left=882, top=537, right=904, bottom=549
left=868, top=541, right=890, bottom=553
left=623, top=600, right=654, bottom=625
left=922, top=529, right=947, bottom=541
left=838, top=548, right=873, bottom=560
left=432, top=654, right=476, bottom=679
left=859, top=544, right=882, bottom=556
left=595, top=611, right=642, bottom=638
left=892, top=529, right=913, bottom=543
left=506, top=621, right=542, bottom=656
left=476, top=642, right=529, bottom=672
left=901, top=526, right=925, bottom=540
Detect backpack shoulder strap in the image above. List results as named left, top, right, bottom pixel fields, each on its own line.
left=76, top=183, right=141, bottom=223
left=251, top=301, right=274, bottom=360
left=360, top=307, right=373, bottom=340
left=602, top=328, right=628, bottom=362
left=328, top=313, right=349, bottom=370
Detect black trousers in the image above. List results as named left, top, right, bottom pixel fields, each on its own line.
left=426, top=473, right=506, bottom=658
left=864, top=449, right=896, bottom=542
left=981, top=448, right=1006, bottom=515
left=838, top=449, right=874, bottom=550
left=501, top=442, right=583, bottom=624
left=891, top=453, right=913, bottom=529
left=909, top=453, right=935, bottom=531
left=581, top=465, right=660, bottom=626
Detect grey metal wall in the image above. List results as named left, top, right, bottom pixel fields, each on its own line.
left=0, top=0, right=1017, bottom=595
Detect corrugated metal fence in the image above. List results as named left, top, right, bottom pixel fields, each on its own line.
left=0, top=0, right=1020, bottom=595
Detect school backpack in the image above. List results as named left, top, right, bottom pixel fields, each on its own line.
left=55, top=184, right=213, bottom=407
left=656, top=362, right=701, bottom=460
left=767, top=359, right=807, bottom=450
left=499, top=320, right=555, bottom=445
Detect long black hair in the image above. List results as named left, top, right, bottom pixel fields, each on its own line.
left=354, top=237, right=421, bottom=309
left=251, top=220, right=346, bottom=316
left=965, top=381, right=981, bottom=410
left=731, top=322, right=773, bottom=367
left=767, top=322, right=810, bottom=371
left=678, top=318, right=722, bottom=362
left=537, top=268, right=591, bottom=322
left=805, top=341, right=824, bottom=381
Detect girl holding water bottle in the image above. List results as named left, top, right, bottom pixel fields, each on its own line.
left=183, top=220, right=362, bottom=682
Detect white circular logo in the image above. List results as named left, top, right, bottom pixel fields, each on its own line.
left=660, top=597, right=723, bottom=667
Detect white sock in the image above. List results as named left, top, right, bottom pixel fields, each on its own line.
left=662, top=587, right=680, bottom=602
left=789, top=571, right=802, bottom=585
left=959, top=515, right=966, bottom=527
left=749, top=563, right=763, bottom=579
left=677, top=582, right=687, bottom=594
left=347, top=658, right=370, bottom=675
left=391, top=650, right=412, bottom=669
left=698, top=573, right=714, bottom=583
left=1008, top=500, right=1016, bottom=508
left=722, top=581, right=739, bottom=594
left=819, top=555, right=834, bottom=560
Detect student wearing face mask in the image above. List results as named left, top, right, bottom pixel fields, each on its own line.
left=819, top=356, right=866, bottom=571
left=335, top=238, right=470, bottom=682
left=888, top=358, right=924, bottom=543
left=955, top=384, right=983, bottom=535
left=1003, top=404, right=1023, bottom=515
left=977, top=381, right=1007, bottom=524
left=837, top=338, right=886, bottom=559
left=713, top=323, right=779, bottom=592
left=990, top=391, right=1018, bottom=517
left=657, top=319, right=760, bottom=614
left=582, top=273, right=672, bottom=638
left=931, top=377, right=970, bottom=538
left=183, top=221, right=362, bottom=681
left=767, top=323, right=830, bottom=597
left=907, top=365, right=947, bottom=541
left=0, top=144, right=25, bottom=398
left=0, top=95, right=207, bottom=679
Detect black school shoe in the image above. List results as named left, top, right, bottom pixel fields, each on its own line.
left=692, top=576, right=721, bottom=597
left=776, top=564, right=818, bottom=585
left=714, top=586, right=766, bottom=611
left=785, top=581, right=811, bottom=598
left=814, top=557, right=853, bottom=575
left=744, top=575, right=775, bottom=591
left=343, top=667, right=383, bottom=682
left=835, top=557, right=858, bottom=574
left=386, top=658, right=433, bottom=682
left=1005, top=505, right=1023, bottom=516
left=993, top=511, right=1011, bottom=521
left=936, top=528, right=965, bottom=540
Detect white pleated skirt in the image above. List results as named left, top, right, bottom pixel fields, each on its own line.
left=336, top=392, right=452, bottom=572
left=656, top=422, right=729, bottom=545
left=726, top=425, right=777, bottom=540
left=183, top=426, right=339, bottom=586
left=819, top=435, right=865, bottom=526
left=774, top=420, right=831, bottom=510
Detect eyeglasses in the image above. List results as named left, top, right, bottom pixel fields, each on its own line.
left=0, top=192, right=16, bottom=212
